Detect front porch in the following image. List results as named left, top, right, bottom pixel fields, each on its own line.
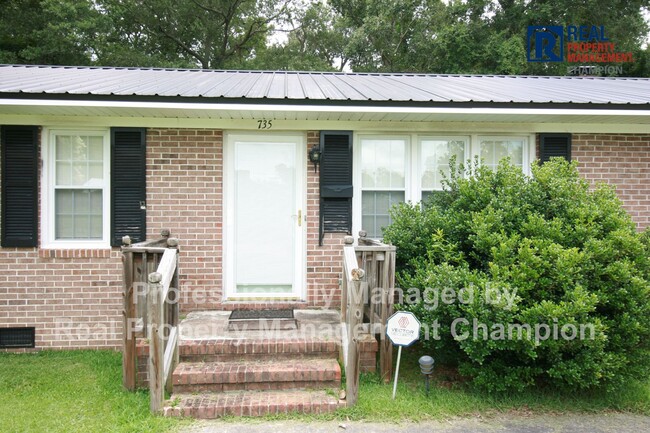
left=133, top=309, right=380, bottom=417
left=122, top=231, right=394, bottom=418
left=164, top=310, right=345, bottom=417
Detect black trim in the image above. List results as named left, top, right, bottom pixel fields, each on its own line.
left=319, top=131, right=353, bottom=245
left=111, top=128, right=146, bottom=247
left=540, top=133, right=571, bottom=162
left=1, top=125, right=38, bottom=247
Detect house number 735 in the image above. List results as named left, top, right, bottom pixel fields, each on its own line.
left=257, top=119, right=273, bottom=129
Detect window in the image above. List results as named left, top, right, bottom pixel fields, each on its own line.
left=354, top=134, right=531, bottom=239
left=420, top=137, right=466, bottom=203
left=360, top=137, right=407, bottom=238
left=479, top=136, right=525, bottom=171
left=45, top=130, right=110, bottom=247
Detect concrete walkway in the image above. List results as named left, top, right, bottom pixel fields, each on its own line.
left=179, top=413, right=650, bottom=433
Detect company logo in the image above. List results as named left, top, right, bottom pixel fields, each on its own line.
left=398, top=316, right=410, bottom=328
left=527, top=26, right=564, bottom=62
left=527, top=25, right=634, bottom=68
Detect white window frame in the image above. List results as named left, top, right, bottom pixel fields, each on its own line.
left=353, top=134, right=411, bottom=239
left=416, top=135, right=471, bottom=203
left=42, top=128, right=111, bottom=249
left=353, top=132, right=533, bottom=238
left=472, top=134, right=535, bottom=175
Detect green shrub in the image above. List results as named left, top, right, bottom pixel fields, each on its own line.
left=383, top=158, right=650, bottom=392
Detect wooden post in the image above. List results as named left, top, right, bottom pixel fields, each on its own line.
left=165, top=237, right=180, bottom=395
left=148, top=271, right=164, bottom=413
left=379, top=249, right=393, bottom=383
left=121, top=236, right=136, bottom=391
left=346, top=269, right=364, bottom=407
left=341, top=236, right=354, bottom=322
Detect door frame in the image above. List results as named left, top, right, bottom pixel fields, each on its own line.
left=223, top=131, right=307, bottom=300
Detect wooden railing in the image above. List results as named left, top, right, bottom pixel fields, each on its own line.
left=121, top=230, right=180, bottom=413
left=341, top=231, right=396, bottom=406
left=356, top=231, right=396, bottom=383
left=341, top=236, right=364, bottom=406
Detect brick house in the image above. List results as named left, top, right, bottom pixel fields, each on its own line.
left=0, top=65, right=649, bottom=351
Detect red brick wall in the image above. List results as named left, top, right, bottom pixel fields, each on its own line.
left=4, top=129, right=650, bottom=350
left=145, top=128, right=344, bottom=312
left=0, top=248, right=123, bottom=350
left=306, top=131, right=346, bottom=309
left=571, top=134, right=650, bottom=231
left=1, top=127, right=347, bottom=350
left=0, top=128, right=123, bottom=350
left=146, top=128, right=223, bottom=311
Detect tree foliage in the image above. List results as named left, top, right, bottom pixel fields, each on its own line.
left=0, top=0, right=648, bottom=74
left=382, top=159, right=650, bottom=392
left=247, top=2, right=347, bottom=71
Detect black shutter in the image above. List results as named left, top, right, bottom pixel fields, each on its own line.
left=111, top=128, right=146, bottom=247
left=319, top=131, right=353, bottom=245
left=1, top=126, right=38, bottom=247
left=540, top=133, right=571, bottom=162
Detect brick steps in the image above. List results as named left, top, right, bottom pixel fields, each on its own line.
left=172, top=358, right=341, bottom=393
left=163, top=335, right=344, bottom=418
left=179, top=338, right=339, bottom=362
left=164, top=390, right=342, bottom=418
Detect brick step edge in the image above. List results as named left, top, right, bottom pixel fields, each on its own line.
left=179, top=338, right=340, bottom=358
left=173, top=358, right=341, bottom=386
left=163, top=390, right=343, bottom=418
left=173, top=379, right=340, bottom=393
left=180, top=352, right=339, bottom=362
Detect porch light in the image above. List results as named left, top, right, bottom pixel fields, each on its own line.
left=418, top=355, right=435, bottom=396
left=308, top=145, right=321, bottom=172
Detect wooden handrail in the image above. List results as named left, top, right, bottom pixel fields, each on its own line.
left=341, top=230, right=397, bottom=407
left=342, top=235, right=364, bottom=407
left=122, top=230, right=180, bottom=413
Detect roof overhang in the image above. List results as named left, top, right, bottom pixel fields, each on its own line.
left=1, top=97, right=650, bottom=126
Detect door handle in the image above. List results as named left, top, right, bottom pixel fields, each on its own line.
left=297, top=209, right=302, bottom=227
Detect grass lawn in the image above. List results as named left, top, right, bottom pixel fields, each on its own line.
left=331, top=344, right=650, bottom=422
left=0, top=350, right=185, bottom=433
left=1, top=347, right=649, bottom=430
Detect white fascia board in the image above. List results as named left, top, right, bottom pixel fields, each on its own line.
left=1, top=98, right=650, bottom=118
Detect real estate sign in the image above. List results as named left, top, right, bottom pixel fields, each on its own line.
left=386, top=311, right=421, bottom=400
left=386, top=311, right=421, bottom=347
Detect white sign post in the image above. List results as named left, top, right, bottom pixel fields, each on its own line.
left=386, top=311, right=421, bottom=400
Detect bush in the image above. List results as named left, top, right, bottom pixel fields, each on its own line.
left=383, top=158, right=650, bottom=392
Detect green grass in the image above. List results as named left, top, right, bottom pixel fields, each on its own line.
left=258, top=344, right=650, bottom=423
left=0, top=350, right=185, bottom=433
left=1, top=348, right=649, bottom=430
left=338, top=345, right=650, bottom=422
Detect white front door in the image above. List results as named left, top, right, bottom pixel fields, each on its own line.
left=224, top=133, right=305, bottom=299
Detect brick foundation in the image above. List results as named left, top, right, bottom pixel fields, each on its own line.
left=358, top=333, right=379, bottom=373
left=0, top=248, right=123, bottom=350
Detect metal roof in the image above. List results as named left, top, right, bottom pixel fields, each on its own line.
left=1, top=64, right=650, bottom=107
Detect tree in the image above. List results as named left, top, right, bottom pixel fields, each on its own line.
left=330, top=0, right=446, bottom=72
left=0, top=0, right=648, bottom=75
left=0, top=0, right=104, bottom=65
left=100, top=0, right=291, bottom=69
left=247, top=1, right=347, bottom=71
